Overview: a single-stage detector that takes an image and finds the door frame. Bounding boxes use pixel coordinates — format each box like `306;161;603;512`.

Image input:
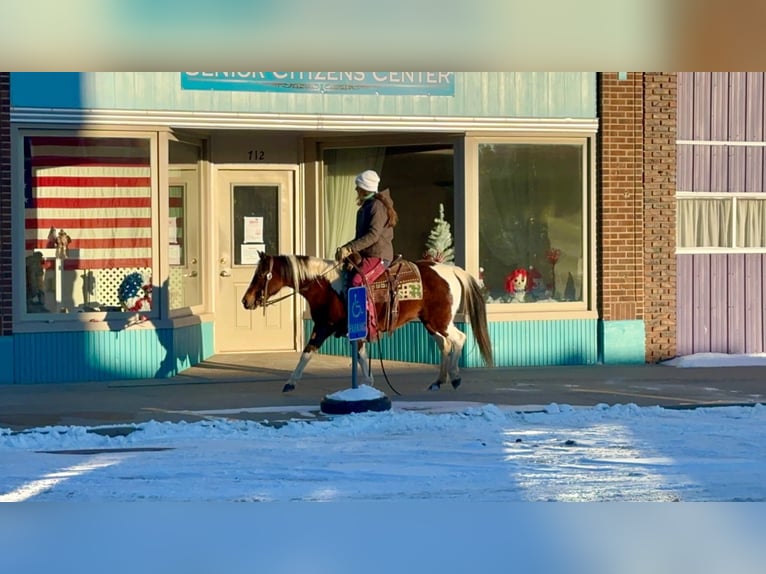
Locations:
212;164;303;353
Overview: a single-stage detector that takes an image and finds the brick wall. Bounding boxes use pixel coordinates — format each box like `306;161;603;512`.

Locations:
642;72;677;362
598;72;677;363
597;73;645;323
0;72;11;336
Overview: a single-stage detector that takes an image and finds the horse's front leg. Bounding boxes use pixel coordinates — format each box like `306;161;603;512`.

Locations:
283;327;331;392
355;341;375;387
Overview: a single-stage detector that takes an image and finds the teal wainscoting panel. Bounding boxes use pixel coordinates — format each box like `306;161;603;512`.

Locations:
308;320;442;365
0;336;13;384
461;319;599;367
13;329;169;384
171;320;215;375
310;318;599;368
598;320;646;364
8;322;214;384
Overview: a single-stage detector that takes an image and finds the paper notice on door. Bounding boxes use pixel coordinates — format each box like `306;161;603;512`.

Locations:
168;244;182;266
168;217;179;245
243;216;264;244
241;243;265;265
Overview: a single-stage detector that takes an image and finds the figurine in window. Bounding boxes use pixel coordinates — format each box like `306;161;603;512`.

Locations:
56;229;72;259
505;268;533;303
25;251;45;306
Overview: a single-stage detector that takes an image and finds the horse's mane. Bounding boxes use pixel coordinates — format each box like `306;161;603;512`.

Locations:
280;254;343;294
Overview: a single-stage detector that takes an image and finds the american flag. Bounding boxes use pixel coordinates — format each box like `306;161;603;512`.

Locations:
24;136;152;270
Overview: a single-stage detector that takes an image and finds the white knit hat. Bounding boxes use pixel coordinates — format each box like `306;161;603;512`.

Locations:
355;170;380;193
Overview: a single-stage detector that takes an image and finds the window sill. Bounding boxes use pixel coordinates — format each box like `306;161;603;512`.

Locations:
461;307;597;322
13;312;215;334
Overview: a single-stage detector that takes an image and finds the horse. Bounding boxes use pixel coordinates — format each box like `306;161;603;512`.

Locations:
241;252;493;393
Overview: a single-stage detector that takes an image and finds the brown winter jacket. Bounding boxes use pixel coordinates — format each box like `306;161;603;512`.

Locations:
345;188;398;262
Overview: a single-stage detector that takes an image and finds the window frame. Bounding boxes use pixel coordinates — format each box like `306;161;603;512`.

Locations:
676;191;766;254
13;127;161;330
464;133;597;319
166;133;208;317
306;133;461;259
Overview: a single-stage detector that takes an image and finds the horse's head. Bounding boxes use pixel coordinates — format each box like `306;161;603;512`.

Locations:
242;252;286;310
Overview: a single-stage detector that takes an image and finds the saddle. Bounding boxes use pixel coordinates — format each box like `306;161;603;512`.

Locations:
359;256;423;334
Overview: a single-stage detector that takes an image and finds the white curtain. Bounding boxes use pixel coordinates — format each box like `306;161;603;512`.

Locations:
677;198;732;248
323;147;385;258
737;199;766;248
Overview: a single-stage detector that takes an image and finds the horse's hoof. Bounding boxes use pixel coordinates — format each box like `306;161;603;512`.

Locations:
282;382;295;393
451;378;462;390
428;381;441;391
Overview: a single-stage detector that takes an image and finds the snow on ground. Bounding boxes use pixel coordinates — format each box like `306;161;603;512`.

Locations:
661;352;766;368
1;350;766;503
4;402;766;503
3;353;766;573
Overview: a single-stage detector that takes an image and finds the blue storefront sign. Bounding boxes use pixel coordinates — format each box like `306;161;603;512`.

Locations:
181;72;455;96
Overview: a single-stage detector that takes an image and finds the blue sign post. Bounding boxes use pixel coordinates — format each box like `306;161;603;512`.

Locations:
347;286;368;389
319;284;391;415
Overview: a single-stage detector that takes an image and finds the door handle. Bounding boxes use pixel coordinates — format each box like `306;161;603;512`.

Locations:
184;271;198;278
220;270;231;277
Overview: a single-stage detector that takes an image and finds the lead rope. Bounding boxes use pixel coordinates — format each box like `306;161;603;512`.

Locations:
346;257;402;397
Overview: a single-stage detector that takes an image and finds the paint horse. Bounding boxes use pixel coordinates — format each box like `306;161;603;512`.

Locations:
241;253;493;393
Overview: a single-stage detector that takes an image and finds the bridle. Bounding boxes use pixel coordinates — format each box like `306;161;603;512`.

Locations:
255;256;341;313
255;256;275;312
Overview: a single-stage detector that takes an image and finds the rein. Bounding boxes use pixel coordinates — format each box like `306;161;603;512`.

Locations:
259;258;341;312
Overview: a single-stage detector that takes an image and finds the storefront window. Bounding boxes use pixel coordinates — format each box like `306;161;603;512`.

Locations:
322;144;454;262
168;139;203;310
478;142;585;305
23;135;154;315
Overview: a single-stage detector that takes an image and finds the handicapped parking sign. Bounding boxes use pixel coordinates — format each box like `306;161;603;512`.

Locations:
347;286;368;341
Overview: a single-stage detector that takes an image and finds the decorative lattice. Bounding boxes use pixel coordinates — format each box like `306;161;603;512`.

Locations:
169;267;185;309
88;268;153;309
35;266;194;313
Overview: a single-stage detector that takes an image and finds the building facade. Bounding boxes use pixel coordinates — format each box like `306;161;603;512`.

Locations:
599;72;677;363
676;72;766;355
0;72;679;384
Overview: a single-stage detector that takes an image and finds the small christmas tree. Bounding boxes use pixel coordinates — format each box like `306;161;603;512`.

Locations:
423;203;455;264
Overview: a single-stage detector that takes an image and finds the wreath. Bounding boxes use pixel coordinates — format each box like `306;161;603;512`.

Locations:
118;272;152;312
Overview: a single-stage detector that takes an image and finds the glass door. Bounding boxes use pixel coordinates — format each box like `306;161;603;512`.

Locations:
215;169;295;353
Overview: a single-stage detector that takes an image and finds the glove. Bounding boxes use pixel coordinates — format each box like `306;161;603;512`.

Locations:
335;245;352;262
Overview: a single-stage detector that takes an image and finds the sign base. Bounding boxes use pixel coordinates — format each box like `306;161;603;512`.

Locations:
319;384;392;415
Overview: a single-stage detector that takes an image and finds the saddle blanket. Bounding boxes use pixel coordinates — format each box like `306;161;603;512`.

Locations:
368;260;423;303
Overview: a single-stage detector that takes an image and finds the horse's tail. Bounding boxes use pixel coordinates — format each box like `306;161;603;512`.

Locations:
453;267;494;368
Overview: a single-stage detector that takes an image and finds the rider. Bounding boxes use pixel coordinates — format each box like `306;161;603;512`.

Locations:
335;169;399;340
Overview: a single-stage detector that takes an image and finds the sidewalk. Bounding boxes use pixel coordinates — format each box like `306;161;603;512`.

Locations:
1;352;765;432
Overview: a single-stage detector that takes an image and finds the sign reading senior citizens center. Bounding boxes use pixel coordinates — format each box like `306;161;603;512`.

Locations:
181;72;455;96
